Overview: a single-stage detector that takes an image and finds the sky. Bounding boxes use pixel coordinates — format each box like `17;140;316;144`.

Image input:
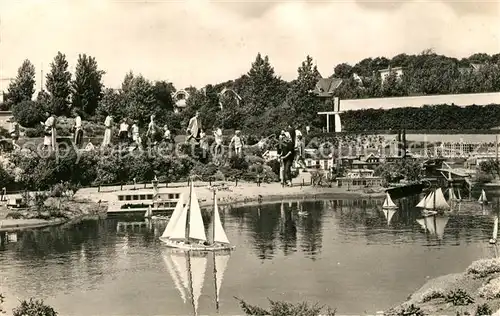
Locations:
0;0;499;93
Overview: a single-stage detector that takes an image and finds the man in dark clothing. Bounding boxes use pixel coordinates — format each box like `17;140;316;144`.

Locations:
280;136;294;186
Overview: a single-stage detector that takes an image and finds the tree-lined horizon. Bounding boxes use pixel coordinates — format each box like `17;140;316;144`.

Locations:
3;50;500;133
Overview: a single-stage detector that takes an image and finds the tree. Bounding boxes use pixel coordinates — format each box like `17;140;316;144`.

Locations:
333;63;353;79
72;54;105;117
153;80;176;112
5;59;36;107
46;52;72;116
244;53;286;118
286;55;321;125
12;101;46;128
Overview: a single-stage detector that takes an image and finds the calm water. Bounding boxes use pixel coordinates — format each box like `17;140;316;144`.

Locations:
0;197;499;316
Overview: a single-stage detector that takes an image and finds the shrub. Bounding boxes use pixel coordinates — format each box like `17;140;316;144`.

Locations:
396;304;425;316
466;258;500;277
24;125;45;138
420;288;446;303
478;276;500;300
12;298;57;316
190;162;218;181
234;297;336;316
12;101;46;128
476;303;492;316
445;289;474;306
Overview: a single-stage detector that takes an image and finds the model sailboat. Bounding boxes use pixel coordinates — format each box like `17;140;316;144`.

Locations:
416;188;450;216
159;183;235;251
479;190;488;204
162;249;231;316
382;192;397;225
490;215;499;244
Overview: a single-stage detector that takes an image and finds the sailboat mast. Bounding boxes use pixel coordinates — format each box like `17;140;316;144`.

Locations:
213;252;219;311
211;190;216;245
186;252;197;316
185;181;193;243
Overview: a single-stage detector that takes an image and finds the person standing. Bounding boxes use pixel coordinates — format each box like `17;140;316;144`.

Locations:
295;134;307;172
146;115;157;147
280;135;294;187
119;118;129;144
101;114;113;148
8;118;20;150
131;120;141;148
163;125;171;143
73;112;83;148
41;112;56;151
186;111;202;143
213;128;223;156
229;130;243;157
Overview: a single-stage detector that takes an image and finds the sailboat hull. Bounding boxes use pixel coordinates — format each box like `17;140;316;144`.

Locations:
160;238;236;251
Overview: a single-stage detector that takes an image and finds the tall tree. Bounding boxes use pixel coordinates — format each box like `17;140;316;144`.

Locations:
46;52;72;115
245;53;286;117
72;54;105;117
153;80;176;112
5;59;36;107
333;63;353;79
286;55;321;125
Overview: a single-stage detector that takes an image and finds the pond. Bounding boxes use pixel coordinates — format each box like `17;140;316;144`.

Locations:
0;196;498;315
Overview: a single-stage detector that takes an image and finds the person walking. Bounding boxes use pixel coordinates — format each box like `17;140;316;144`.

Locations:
186;111;202;144
214;128;223;156
73;112;83;148
101;114;113;148
119;118;129;145
8;118;20;150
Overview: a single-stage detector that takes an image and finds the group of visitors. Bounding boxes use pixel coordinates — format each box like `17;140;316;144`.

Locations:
101;113;173;149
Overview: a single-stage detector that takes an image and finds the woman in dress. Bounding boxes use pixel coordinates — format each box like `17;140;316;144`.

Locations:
101;114;113;148
41;112;56;151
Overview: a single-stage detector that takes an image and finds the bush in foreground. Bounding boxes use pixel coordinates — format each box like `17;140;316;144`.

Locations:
445;289;474;306
478;276;500;300
476;303;492;316
466;258;500;278
235;297;336;316
0;294;57;316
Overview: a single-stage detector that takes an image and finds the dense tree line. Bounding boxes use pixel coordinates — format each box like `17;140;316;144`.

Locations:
2;50;500;136
342;104;500;131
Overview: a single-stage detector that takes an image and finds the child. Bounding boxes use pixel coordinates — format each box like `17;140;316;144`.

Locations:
230;130;243;156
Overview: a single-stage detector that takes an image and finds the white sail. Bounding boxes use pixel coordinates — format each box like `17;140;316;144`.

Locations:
334;113;342;133
448;188;457;201
162;251;188;303
479;190;488;203
417;215;449;239
145;207;153;218
433;188;450;210
213;197;230;244
215;252;231;304
383;193;397;209
424;191;434;209
383;209;396;225
188;186;207;241
189;254;208;316
169;206;189;240
494;215;499;240
162;194;185;238
416;193;428;208
171;252;190;291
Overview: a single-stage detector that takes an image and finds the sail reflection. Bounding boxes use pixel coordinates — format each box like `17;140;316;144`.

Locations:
161;249;231;316
416;215;450;240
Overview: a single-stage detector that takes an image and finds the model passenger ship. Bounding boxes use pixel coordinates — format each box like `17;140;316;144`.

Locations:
159;182;235;251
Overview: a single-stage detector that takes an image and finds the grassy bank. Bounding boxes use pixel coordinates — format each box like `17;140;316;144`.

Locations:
1;197;106;232
385;258;500;316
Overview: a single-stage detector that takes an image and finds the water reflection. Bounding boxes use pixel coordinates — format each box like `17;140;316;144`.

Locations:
161;249;231;315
